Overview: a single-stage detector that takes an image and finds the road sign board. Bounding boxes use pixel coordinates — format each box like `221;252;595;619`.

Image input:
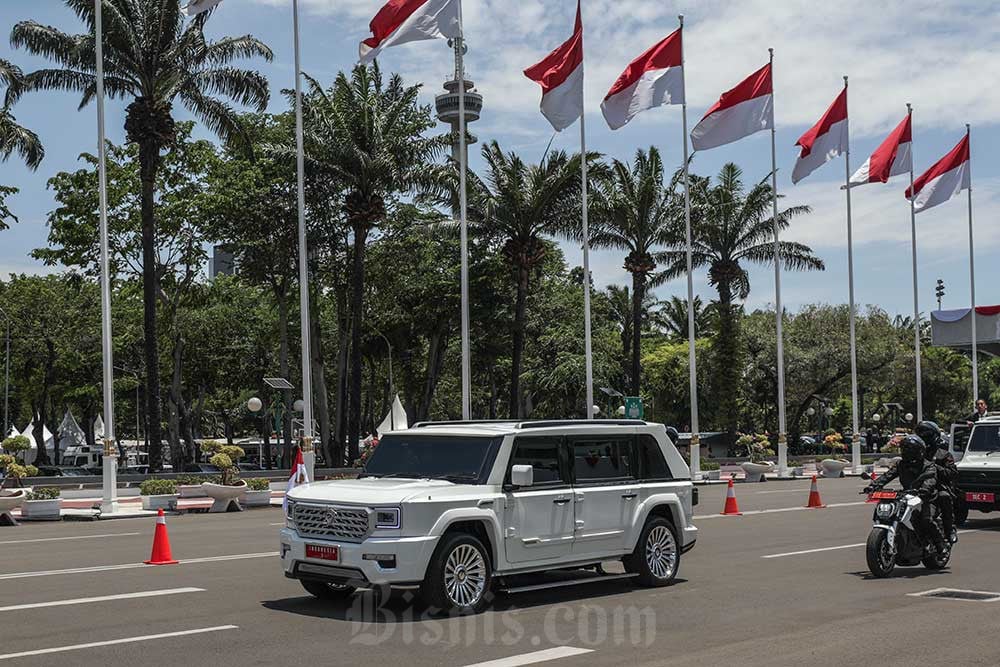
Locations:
625;397;644;420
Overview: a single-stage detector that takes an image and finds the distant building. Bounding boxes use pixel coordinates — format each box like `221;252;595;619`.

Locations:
434;38;483;173
210;245;235;279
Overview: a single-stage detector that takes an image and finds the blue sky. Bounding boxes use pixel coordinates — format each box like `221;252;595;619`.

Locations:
2;0;998;317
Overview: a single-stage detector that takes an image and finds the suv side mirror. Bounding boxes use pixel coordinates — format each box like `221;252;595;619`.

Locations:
511;464;534;488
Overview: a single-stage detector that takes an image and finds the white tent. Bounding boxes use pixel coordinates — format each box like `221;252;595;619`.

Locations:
376;395;409;438
58;410;87;452
20;422;54;465
931;306;1000;356
94;415;106;440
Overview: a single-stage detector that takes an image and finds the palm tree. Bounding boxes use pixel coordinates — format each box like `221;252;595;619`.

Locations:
662;163;824;433
463;141;583;418
654;295;715;341
589;147;679;394
295;65;446;461
605;284;658;389
11;1;272;469
1;58;43;170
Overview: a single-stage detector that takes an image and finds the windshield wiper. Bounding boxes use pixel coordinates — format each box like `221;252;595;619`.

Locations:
360;472;421;479
425;473;479;484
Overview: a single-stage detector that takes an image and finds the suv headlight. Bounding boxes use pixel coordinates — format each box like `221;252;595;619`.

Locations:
374;507;401;529
285;500;296;528
876;502;895;518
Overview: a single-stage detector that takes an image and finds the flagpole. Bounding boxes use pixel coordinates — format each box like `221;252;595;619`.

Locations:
580;14;594;421
768;48;787;476
966;123;978;404
906;103;923;422
95;0;118;514
679;15;700;476
292;0;315;478
457;5;471;420
843;76;861;474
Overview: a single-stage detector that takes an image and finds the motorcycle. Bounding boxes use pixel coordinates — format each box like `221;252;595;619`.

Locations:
860;474;951;578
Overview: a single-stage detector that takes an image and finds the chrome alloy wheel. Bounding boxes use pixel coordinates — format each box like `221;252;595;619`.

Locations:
443;543;487;608
645;525;678;580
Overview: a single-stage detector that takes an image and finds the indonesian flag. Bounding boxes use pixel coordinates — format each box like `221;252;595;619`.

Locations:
906;133;971;213
601;28;684;130
691;63;773;151
359;0;461;64
183;0;223;15
791;87;848;184
283;447;309;513
524;1;584;132
849;113;912;186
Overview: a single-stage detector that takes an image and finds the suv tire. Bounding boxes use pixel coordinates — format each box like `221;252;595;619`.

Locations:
300;580;356;600
421;532;492;614
624;515;680;587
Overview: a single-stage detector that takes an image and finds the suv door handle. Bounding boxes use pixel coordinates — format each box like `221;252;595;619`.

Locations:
621;493;638;500
553;497;571;505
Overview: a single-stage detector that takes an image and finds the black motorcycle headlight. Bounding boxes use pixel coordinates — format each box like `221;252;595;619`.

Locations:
876;502;895;518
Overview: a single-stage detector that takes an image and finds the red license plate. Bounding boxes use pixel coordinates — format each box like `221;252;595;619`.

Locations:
871;491;897;500
305;544;340;561
966;492;995;504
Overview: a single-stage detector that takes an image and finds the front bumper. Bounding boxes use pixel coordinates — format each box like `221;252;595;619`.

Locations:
279;528;439;586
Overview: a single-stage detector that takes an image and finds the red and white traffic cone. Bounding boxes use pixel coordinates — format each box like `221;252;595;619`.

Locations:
144;508;179;565
805;475;826;509
721;477;742;516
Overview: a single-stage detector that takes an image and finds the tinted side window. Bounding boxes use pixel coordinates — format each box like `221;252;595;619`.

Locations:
507;437;564;485
638;434;673;480
572;437;636;482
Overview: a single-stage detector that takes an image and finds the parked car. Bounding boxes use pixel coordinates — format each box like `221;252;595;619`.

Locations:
281;419;698;613
955;415;1000;525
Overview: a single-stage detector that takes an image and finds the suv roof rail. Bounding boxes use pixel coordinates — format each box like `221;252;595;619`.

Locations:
410;419;649;430
411;420;519;429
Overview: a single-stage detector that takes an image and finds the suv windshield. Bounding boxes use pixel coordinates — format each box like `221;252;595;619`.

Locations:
968;424;1000;453
362;434;502;483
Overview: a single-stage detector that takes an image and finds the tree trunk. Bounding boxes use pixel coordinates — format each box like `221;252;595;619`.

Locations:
631;272;644;396
419;325;448;421
347;224;367;464
310;299;332;466
138;140;163;471
714;282;741;436
277;290;292;468
509;264;529;419
167;333;187;470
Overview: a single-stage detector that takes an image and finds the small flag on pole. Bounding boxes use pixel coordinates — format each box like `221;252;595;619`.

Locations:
359;0;461;64
183;0;223;16
906;134;970;213
523;1;584;132
283;447;309;513
791;87;847;184
601;28;684;130
849;114;912;186
691;63;772;151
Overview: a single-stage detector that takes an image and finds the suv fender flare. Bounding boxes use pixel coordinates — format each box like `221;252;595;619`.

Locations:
628;495;684;549
427;508;504;564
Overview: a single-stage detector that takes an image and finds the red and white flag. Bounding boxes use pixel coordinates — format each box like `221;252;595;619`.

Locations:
791;87;848;184
524;1;584;132
359;0;461;64
183;0;223;16
906;134;970;213
691;63;773;151
601;28;684;130
283;447;309;513
849;113;912;186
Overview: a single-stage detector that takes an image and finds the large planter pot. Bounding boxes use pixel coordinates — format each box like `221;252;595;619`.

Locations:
0;489;27;526
202;481;247;513
178;485;207;499
21;498;62;521
741;461;774;483
141;494;179;511
703;470;721;481
242;489;272;508
820;459;849;478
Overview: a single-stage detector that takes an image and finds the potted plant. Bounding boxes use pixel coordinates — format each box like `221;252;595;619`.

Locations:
243;477;272;507
819;432;849;478
0;453;37;526
700;460;722;481
21;487;62;520
739;434;775;482
140;479;179;511
177;475;208;498
200;441;247;512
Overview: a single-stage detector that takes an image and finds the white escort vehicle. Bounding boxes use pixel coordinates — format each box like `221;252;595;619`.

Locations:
955;414;1000;526
280;420;698;613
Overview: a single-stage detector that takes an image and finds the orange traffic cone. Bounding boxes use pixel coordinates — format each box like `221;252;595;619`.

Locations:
144;508;179;565
721;477;742;516
805;475;826;509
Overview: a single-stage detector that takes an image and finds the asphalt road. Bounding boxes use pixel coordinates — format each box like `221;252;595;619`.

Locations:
2;478;999;667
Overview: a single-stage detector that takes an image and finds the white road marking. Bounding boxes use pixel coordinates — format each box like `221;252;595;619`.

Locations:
754;489;808;495
907;587;1000;601
0;532;141;546
461;647;595;667
0;625;238;661
0;587;204;612
695;500;868;520
762;530;982;559
269;522;285;526
0;552;277;580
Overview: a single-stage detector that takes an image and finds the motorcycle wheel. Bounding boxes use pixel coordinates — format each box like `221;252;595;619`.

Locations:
922;547;951;570
866;530;895;578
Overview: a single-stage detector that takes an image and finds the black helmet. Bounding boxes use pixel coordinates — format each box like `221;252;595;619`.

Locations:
900;435;926;463
914;421;942;451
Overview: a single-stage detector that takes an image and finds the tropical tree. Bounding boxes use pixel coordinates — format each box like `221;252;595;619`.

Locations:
295;64;446;461
0;57;43;171
589;147;679;394
662;163;823;433
604;284;657;389
653;295;716;341
11;1;272;469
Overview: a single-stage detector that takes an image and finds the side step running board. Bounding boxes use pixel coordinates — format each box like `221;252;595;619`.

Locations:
497;572;637;594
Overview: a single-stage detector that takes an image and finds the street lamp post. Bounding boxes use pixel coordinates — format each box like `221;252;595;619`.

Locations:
0;305;10;437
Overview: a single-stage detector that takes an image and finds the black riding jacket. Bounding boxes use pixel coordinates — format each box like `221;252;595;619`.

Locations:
872;457;939;499
925;447;958;494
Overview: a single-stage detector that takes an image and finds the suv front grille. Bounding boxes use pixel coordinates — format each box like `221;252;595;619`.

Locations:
292;503;371;542
958;469;1000;490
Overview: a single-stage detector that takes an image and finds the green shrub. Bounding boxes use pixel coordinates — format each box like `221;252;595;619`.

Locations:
1;435;31;457
26;487;60;501
700;460;721;471
246;478;271;491
140;479;177;496
176;475;206;486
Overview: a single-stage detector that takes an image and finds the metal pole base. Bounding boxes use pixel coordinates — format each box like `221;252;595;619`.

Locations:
777;433;788;478
100;450;119;516
301;436;316;482
851;433;862;474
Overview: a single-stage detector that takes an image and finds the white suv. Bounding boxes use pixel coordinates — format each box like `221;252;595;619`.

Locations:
955;415;1000;525
280;420;698;613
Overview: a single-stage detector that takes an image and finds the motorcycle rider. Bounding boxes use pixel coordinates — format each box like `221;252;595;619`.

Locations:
915;420;959;544
864;434;948;555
